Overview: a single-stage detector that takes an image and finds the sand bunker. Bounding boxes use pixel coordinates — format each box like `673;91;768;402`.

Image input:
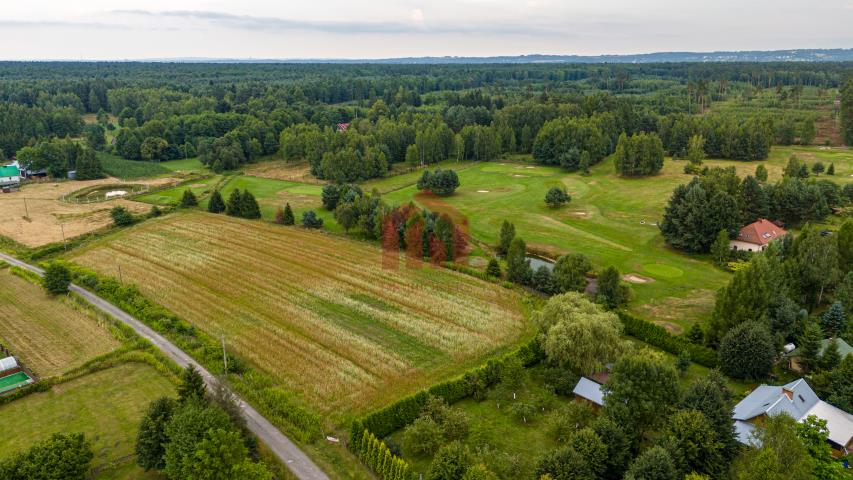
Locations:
477;190;490;193
623;274;654;284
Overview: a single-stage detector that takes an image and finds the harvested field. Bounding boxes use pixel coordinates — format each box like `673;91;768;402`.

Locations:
71;212;529;416
0;268;120;378
242;159;326;184
0;177;175;247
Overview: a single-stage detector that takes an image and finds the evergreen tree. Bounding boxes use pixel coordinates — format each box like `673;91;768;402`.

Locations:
797;321;823;373
486;258;501;278
505;237;531;285
532;265;559;295
834;271;853;318
597;266;628;308
821;301;846;335
819;338;842;371
42;262;71;295
836;220;853;273
282;203;295;225
827;163;835;175
301;210;324;229
225;189;242;216
544;187;570;208
687;323;705;344
812;162;825;175
624;446;678;480
681;371;739;461
497;220;515;256
177;365;206;404
240;191;261;219
135;397;176;471
74;148;104;180
207;190;225;213
755;164;769;182
710;230;730;266
740;175;768;223
179;189;198;208
663;410;726;478
110;205;134;226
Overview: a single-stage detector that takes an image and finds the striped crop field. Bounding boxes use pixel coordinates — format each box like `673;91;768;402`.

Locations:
0;268;120;378
70;212;529;416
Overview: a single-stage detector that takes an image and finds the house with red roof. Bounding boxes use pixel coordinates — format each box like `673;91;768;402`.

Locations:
729;219;787;252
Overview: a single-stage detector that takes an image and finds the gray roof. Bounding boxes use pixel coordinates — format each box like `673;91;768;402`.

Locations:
572;377;604;406
732;378;853;449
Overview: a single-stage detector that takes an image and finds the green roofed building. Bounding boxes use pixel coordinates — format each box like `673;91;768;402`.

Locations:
0;165;21;188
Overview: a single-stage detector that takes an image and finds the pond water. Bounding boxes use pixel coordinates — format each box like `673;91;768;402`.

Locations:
527;255;554;271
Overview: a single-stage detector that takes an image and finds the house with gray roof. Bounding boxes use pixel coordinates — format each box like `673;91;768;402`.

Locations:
732;378;853;456
572;376;606;407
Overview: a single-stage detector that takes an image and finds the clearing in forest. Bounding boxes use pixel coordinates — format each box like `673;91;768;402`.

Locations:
70;212;529;417
0;268;120;378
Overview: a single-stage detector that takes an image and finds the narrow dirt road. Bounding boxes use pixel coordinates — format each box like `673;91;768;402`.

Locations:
0;252;330;480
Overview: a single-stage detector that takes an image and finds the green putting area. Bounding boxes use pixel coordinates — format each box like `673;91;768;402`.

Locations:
0;372;32;393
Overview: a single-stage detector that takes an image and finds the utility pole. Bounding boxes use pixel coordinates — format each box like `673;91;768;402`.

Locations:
60;224;67;251
221;335;228;373
117;264;123;283
23;198;29;218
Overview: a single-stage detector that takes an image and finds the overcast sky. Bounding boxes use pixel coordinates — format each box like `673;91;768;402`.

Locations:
1;0;851;60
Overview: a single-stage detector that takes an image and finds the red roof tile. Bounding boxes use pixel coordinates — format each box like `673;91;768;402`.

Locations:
736;219;786;246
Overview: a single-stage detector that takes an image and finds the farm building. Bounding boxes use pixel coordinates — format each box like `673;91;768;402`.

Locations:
784;338;853;372
0;356;33;394
732;378;853;456
729;219;786;252
0;165;20;189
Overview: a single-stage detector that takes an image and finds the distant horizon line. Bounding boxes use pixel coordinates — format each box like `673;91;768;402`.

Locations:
2;47;853;63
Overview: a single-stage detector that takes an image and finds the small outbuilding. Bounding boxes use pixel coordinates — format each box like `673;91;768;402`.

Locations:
572;376;605;408
0;356;18;374
0;165;20;189
730;219;786;252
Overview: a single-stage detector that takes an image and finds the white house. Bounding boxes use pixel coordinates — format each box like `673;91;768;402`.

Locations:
730;219;786;252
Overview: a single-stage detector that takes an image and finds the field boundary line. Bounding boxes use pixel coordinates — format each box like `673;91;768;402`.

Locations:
0;252;331;480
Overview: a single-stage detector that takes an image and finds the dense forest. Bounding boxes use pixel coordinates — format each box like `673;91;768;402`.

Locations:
0;61;849;181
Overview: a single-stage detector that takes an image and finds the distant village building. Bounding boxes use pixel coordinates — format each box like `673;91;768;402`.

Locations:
732;378;853;456
335;122;350;132
730;219;786;252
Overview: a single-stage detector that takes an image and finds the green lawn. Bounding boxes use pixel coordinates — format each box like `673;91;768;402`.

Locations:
364;147;853;330
160;157;205;173
134;175;224;205
98;152;171;180
0;363;175;478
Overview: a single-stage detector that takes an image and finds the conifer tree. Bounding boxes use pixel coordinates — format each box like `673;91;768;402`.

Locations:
208;190;225;213
177;365;206;404
497;220;515;256
225;189;242;216
828;163;835;175
283;203;295;225
820;338;841;371
821;301;846;335
240;191;261;219
179;189;198;208
755;164;768;182
798;321;823;373
710;230;731;266
486;258;501;278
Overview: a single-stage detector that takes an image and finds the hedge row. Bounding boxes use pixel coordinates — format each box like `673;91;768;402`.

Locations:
617;312;718;368
65;263;324;443
353;429;413;480
352;338;542;442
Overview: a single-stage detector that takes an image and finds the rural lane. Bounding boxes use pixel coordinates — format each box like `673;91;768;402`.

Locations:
0;252;330;480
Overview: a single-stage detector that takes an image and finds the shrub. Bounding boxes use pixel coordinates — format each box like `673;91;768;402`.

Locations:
427;441;471;480
485;258;501;278
417;169;460;196
0;433;93;480
43;261;71;295
110;205;134;226
719;321;775;379
179;189;198;208
544;187;570;208
149;205;162;217
617;312;718;367
403;417;444;456
301;210;323;229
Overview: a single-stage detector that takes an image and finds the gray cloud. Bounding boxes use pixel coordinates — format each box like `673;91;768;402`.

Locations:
110;9;565;36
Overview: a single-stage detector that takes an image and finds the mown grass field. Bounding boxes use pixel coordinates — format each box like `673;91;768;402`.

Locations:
0;363;174;478
365;146;853;330
0;268;120;378
70;212;530;418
